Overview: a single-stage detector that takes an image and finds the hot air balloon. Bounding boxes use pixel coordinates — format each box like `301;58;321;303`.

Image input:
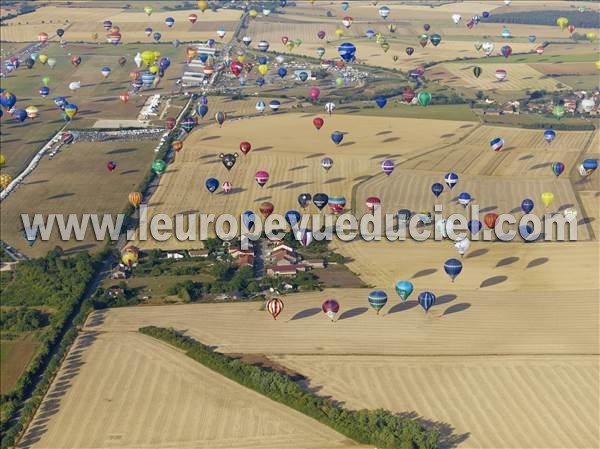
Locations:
198;0;209;13
239;141;252;156
556;17;568;31
188;13;198;24
171;140;183;153
541;192;554;208
107;161;117;172
500;45;512;58
458;192;472;207
101;66;112;78
549;162;565;178
269;100;281;112
259;201;274;218
37;32;49;43
328;196;346;214
181;116;196;133
368;290;388;314
103;19;113;30
298;193;312;209
473;66;482;78
543;129;556;144
215;111;226;126
341;1;349;11
501;26;511;39
322;299;340;321
403;89;416;103
490;137;504;152
257;40;270;52
395;281;413;301
430;34;442;46
338;42;356;62
313;117;324;130
313;193;328;211
222;181;232;193
255;170;269;187
418;292;436;312
219;153;238;171
317;30;326;40
205;177;219;193
431;182;444;198
404;47;414;56
144;5;153;15
152;159;167;175
39;86;50;98
64;103;78;120
586;32;596;43
71;55;81;67
579;159;598;177
452;13;461;24
468;219;482;237
482;41;494;56
552;105;565;120
417;91;431;106
444;258;462;282
266;298;284;320
331;131;344;145
128;191;143;208
325;102;336;115
321;157;334;172
285;210;301;227
0;174;12;190
242;211;255;230
256;101;266;113
521;198;534;214
375;95;387;108
366;196;381;214
309;87;321;102
418;33;429;48
454;237;470;257
444;172;459;189
342;16;353;29
119;92;129;104
495;69;508;82
381;159;394;176
165;17;175;27
121;246;140;267
0;155;5;168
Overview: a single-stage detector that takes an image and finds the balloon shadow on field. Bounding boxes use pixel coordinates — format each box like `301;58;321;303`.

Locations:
120;169;139;175
354;175;372;182
529;162;552;170
25;179;49;185
387;301;417;314
398;412;470;448
496;256;519;267
526;257;548;268
412;268;437;279
289;165;307;171
324;177;344;184
338;307;368;320
465;248;488;259
219;187;246;195
376;130;392;136
199;153;215;160
47;192;74;200
285;182;312;189
200;135;220;141
255;196;272;201
509;206;522;214
558;203;574;211
519;154;534;161
269;180;292;189
382;137;400;143
339;141;355;147
290;307;320;321
443;303;471;316
578;217;594;225
436;294;457;306
480;275;508;288
252;146;273;152
107;147;138;154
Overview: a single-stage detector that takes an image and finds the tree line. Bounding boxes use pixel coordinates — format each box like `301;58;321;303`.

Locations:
139;326;439;449
485;10;599;28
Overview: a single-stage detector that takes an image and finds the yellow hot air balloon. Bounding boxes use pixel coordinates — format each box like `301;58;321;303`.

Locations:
128;192;143;208
121;246;140;266
249;9;258;18
25;105;39;119
38;54;48;64
556;17;568;31
0;174;12;190
149;64;159;74
141;50;155;66
258;64;269;75
335;28;344;38
596;60;600;70
381;42;390;53
541;192;555;208
586;32;597;43
144;5;153;16
0;154;6;168
237;54;246;63
285;41;295;51
198;0;209;12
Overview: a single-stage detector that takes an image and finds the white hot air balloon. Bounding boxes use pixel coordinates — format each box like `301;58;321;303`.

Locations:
435;219;447;238
482;41;495;56
217;28;226;39
275;54;285;64
504;0;512;5
325;102;336;114
379;6;390;19
454;237;471;257
47;58;57;69
581;98;595;113
134;52;142;68
68;81;81;91
262;9;271;16
563;208;578;222
451;14;461;24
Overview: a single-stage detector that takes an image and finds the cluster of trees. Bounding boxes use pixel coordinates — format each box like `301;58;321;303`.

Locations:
485;10;599;28
140;327;439;449
1;251;100;449
0;308;49;333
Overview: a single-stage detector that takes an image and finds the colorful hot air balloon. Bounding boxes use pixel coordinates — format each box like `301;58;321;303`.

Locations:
579;159;598;177
152;159;167;175
418;292;436;312
458;192;472;207
381;159;394;176
321;157;334;172
430;34;442;46
490;137;504;152
266;298;284;320
215;111;226;126
322;299;340;321
553;105;565;121
106;161;117;172
444;172;459;189
64;103;78;120
395;281;413;301
444;258;462;282
121;246;140;267
484;213;498;229
259;201;274;218
544;129;556;143
368;290;388;314
500;45;512;58
375;95;387;108
556;17;568;31
219;153;238;171
0;174;13;190
366;196;381;214
309;86;321;102
255;170;269;187
128;191;143;208
550;162;565;178
338;42;356;62
313;193;328;211
495;69;508;82
297;193;312;209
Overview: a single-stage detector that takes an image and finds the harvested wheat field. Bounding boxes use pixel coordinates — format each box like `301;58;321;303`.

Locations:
0;140;155;257
134;113;476;250
18;331;360;449
2;6;241;43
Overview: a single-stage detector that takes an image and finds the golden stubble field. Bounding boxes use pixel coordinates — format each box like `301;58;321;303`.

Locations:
2;6;241;43
0;140;156;257
133;113;477;250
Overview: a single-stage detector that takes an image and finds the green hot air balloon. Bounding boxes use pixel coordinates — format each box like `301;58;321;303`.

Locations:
473;66;482;78
152;159;167;175
42;76;50;86
474;42;483;51
368;290;388;315
430;33;442;46
417;91;432;106
552;105;565;121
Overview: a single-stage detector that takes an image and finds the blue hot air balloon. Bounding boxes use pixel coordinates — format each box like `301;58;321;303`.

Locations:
242;211;255;229
490;137;504;152
551;162;565;177
278;67;287;78
341;1;349;11
458;192;472;207
165;17;175;27
368;290;388;314
395;280;414;301
39;86;50;97
338;42;357;62
199;53;209;63
544;129;556;144
53;96;68;108
13;109;27;122
269;99;281;111
205;178;219;193
468;220;483;236
432;182;444;198
258;56;268;65
159;57;171;70
285;210;301;227
444;172;459;189
418;291;436;312
444;258;463;282
521;198;534;214
365;29;376;39
331;131;344;145
153;32;162;42
375;95;387;108
199;95;208;105
197;104;209;118
256;77;266;87
0;91;17;109
482;11;490;18
528;35;536;43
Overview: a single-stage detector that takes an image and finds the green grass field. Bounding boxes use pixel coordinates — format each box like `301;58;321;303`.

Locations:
349;103;479;121
468;51;598;64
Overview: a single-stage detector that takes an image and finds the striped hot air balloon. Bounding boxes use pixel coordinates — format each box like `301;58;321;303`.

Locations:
266;298;284;320
418;292;436;312
368;290;388;314
444;172;459;189
381;159;394;176
444;258;463;282
128;192;143;208
490;137;504;152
